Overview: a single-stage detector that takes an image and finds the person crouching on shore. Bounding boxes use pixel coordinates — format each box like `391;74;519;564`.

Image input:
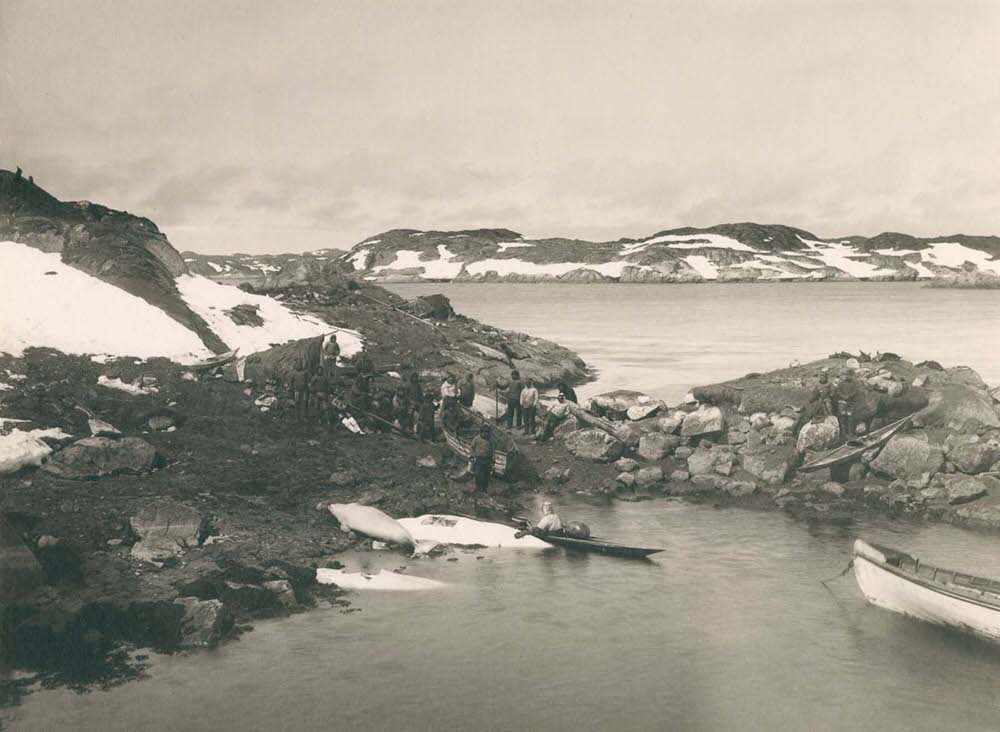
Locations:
537;393;571;442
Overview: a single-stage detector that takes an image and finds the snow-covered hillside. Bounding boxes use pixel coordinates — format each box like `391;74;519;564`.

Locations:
332;225;1000;284
0;241;359;363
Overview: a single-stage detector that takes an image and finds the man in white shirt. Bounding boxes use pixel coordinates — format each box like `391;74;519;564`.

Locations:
534;501;563;533
536;393;572;442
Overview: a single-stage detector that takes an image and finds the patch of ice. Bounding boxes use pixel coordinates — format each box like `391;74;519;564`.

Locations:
683;255;719;279
796;237;896;278
0;241;210;362
730;261;800;279
315;568;445;591
97;375;158;396
206;262;223;273
398;515;551;549
0;383;11;391
920;242;1000;275
175;274;363;358
183;258;196;263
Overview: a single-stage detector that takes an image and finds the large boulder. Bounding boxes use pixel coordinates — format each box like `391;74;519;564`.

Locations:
563;429;624;463
637;432;672;461
634;466;664;487
0;517;44;598
174;597;233;647
680;405;724;438
915;385;1000;433
796;417;840;453
657;414;684;435
588;390;658;421
687;448;719;476
130;500;205;564
552;414;580;439
948;440;1000;475
944;475;991;505
741;447;796;485
870;432;944;480
42;436;156;480
626;401;665;421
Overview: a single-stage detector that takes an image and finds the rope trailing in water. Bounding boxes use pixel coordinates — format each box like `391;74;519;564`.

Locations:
820;559;854;587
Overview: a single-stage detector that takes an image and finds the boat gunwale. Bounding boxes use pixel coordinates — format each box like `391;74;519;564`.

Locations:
855;541;1000;613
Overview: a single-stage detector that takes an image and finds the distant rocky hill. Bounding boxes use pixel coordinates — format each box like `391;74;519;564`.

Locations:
323;223;1000;284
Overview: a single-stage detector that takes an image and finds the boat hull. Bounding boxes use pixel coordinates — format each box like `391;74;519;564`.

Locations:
853;539;1000;643
534;532;663;559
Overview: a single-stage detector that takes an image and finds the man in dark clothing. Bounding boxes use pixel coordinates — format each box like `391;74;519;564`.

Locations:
835;370;863;438
289;360;309;422
557;382;578;404
417;396;437;441
393;386;412;434
459;373;476;408
504;370;524;429
469;424;494;493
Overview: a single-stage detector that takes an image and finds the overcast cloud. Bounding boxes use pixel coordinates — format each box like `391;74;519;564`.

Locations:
2;0;999;254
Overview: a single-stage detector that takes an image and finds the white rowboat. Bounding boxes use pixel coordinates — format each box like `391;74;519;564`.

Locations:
853;538;1000;643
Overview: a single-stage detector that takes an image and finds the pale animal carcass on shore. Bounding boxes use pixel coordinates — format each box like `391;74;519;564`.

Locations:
853;539;1000;643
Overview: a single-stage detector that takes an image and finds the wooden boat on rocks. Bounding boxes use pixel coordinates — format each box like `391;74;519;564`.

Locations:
853;538;1000;643
799;415;912;473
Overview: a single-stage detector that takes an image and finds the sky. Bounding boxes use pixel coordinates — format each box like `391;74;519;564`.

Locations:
2;0;1000;254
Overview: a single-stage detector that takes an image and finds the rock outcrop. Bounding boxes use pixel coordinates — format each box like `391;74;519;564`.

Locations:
130;500;205;564
42;436;156;479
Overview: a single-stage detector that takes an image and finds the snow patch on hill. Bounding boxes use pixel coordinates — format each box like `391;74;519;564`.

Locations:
0;241;210;362
796;237;895;278
921;242;1000;275
683;255;719;279
623;233;761;256
465;258;629;278
371;245;465;279
175;274;362;357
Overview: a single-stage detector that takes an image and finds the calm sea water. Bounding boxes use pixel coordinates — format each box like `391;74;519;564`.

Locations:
9;283;1000;731
389;282;1000;403
11;500;1000;732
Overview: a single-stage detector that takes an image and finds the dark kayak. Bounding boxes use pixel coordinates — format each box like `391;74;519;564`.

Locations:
799;414;912;473
530;530;664;559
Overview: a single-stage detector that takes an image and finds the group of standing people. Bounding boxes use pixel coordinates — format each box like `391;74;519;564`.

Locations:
502;369;578;440
808;368;866;440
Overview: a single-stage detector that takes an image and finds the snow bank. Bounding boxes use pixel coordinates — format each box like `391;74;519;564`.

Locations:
97;375;158;396
0;241;211;362
371;245;465;279
0;428;70;475
316;568;445;591
397;515;550;549
683;255;719;279
175;274;363;357
920;242;1000;275
622;233;761;256
796;237;896;278
465;258;629;279
348;248;370;270
206;261;223;273
496;241;534;252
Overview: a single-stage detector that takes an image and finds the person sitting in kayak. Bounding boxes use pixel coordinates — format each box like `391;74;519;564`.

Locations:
533;501;563;534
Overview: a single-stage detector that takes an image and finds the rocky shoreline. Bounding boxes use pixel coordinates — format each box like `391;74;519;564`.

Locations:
3;301;1000;711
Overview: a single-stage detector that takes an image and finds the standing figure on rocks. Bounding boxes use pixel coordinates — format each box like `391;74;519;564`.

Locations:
469;423;494;493
440;374;460;432
353;350;374;378
520;378;540;435
537;393;571;442
459;373;476;408
289;358;309;422
557;381;578;404
321;334;341;380
417;395;438;441
835;369;862;439
504;370;524;429
809;370;835;419
393;386;411;433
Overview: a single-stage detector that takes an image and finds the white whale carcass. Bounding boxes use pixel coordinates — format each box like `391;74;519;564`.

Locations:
398;514;551;549
316;568;444;591
328;503;415;546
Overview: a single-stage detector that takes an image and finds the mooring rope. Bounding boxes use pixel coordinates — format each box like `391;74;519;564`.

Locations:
820;559;854;587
